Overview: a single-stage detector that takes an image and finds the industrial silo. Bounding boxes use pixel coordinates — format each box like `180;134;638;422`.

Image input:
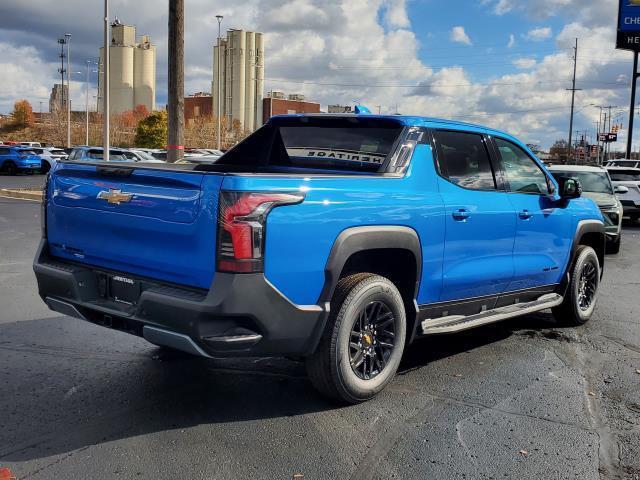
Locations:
255;32;264;128
109;43;134;114
229;29;246;131
244;31;255;131
134;35;156;111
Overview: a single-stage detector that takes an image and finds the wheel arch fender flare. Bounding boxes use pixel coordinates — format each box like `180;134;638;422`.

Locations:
565;219;606;283
317;226;422;306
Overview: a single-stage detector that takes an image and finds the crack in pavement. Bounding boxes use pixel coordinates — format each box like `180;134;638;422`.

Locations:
349;397;445;480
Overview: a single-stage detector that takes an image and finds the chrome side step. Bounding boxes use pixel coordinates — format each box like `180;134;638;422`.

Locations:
421;293;563;335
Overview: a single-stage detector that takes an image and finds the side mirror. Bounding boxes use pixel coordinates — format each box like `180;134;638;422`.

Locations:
557;176;582;199
614;185;629;194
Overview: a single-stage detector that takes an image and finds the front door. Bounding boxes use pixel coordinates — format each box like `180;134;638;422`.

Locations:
492;137;572;290
433;129;516;302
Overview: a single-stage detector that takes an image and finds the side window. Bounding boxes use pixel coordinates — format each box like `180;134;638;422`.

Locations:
434;130;496;191
495;138;550;195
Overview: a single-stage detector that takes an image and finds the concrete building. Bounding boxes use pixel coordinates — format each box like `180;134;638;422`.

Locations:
212;29;264;132
263;92;320;123
49;83;68;113
98;19;156;114
185;92;213;126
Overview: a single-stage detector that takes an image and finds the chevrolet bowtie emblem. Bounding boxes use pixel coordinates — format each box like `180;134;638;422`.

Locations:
97;189;134;205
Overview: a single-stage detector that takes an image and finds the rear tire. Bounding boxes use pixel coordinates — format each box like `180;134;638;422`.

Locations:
306;273;406;404
3;161;17;176
552;246;600;326
41;160;51;173
606;236;621;255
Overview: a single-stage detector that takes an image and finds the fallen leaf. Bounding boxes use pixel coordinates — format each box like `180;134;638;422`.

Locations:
453;373;463;378
519;450;529;456
292;474;304;479
588;391;596;396
635;369;640;375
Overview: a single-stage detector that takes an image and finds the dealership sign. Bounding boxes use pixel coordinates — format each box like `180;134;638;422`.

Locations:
599;133;618;143
617;0;640;50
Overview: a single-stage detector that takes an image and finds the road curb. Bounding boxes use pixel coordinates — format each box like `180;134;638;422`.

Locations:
0;188;43;201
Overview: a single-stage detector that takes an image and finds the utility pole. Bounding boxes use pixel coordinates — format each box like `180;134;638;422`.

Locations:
167;0;185;163
85;60;91;146
376;105;382;115
65;33;72;148
216;15;223;151
58;38;66;113
103;0;110;161
566;38;581;163
627;51;639;159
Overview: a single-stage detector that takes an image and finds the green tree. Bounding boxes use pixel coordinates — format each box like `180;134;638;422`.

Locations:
12;99;34;128
135;110;167;148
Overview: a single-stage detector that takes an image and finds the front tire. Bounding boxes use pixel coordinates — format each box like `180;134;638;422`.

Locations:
306;273;406;404
552;246;600;326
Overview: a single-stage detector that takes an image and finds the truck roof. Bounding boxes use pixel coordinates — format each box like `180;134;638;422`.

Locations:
268;113;520;143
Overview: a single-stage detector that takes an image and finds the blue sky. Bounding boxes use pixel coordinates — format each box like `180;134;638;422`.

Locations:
0;0;631;149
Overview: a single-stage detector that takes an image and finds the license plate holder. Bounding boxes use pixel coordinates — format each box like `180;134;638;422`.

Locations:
109;275;140;305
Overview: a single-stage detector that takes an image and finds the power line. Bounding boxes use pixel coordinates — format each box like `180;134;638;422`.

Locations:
264;77;626;89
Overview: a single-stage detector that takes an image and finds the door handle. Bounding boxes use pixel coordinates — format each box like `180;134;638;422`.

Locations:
519;209;533;220
452;209;471;221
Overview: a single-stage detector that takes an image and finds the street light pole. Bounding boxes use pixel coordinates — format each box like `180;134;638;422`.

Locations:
216;15;223;151
103;0;110;161
65;33;72;148
85;60;91;146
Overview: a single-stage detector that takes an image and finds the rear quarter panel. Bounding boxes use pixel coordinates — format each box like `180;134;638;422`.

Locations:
220;144;446;306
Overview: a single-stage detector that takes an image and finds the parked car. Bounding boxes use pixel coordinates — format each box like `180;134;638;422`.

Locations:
175;155;222;166
605;159;640;169
607;166;640;223
19;141;43;148
34;114;605;403
31;147;68;173
0;146;42;175
125;149;165;163
67;146;129;162
549;165;622;253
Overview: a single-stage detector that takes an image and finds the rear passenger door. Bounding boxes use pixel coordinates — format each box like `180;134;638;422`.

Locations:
433;129;516;302
491;137;572;290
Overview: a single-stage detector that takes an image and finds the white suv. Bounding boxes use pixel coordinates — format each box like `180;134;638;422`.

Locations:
607;166;640;224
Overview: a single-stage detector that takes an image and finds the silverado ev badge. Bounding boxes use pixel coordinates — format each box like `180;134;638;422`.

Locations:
97;189;134;205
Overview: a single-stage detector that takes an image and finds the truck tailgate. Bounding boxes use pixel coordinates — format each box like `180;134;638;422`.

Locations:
46;163;223;289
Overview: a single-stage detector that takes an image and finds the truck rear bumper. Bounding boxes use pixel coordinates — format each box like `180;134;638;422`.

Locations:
33;240;328;358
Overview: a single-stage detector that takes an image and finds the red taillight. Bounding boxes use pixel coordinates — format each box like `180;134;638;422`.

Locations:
217;191;304;273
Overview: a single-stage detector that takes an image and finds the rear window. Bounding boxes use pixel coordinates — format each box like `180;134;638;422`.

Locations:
609;169;640;181
218;117;404;173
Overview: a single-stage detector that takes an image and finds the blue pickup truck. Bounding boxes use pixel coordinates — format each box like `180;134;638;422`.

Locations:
34;115;605;403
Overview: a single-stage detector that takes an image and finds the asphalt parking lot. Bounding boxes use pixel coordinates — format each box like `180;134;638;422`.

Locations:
1;177;639;480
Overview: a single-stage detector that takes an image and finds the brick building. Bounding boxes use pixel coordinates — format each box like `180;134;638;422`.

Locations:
185;92;213;125
262;92;320;123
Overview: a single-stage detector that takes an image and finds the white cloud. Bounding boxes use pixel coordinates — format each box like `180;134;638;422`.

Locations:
383;0;410;29
512;58;537;69
525;26;552;41
450;26;472;45
508;33;516;48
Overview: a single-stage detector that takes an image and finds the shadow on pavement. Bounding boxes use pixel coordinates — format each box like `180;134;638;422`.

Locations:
0;310;566;464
